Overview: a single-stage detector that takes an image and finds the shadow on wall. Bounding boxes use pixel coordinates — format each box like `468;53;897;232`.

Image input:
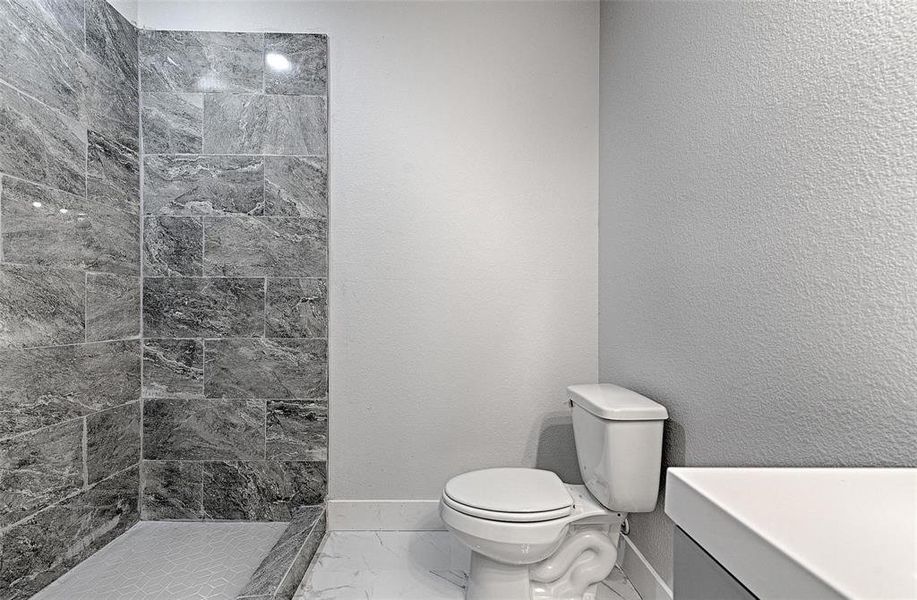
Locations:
534;411;584;484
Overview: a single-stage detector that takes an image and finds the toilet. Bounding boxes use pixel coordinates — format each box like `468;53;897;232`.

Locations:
440;384;668;600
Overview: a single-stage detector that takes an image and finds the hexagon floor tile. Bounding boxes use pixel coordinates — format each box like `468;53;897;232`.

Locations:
32;521;289;600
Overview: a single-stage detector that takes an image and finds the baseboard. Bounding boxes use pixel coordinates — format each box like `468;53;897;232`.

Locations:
326;500;444;531
620;535;673;600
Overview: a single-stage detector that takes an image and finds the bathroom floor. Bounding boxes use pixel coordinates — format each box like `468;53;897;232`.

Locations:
31;521;288;600
294;531;642;600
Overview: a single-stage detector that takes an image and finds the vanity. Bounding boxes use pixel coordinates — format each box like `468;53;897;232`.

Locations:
664;468;917;600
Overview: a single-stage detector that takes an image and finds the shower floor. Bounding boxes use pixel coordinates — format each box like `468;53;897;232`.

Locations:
31;521;288;600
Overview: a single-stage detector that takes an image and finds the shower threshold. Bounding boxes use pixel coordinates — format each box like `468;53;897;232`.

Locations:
30;507;325;600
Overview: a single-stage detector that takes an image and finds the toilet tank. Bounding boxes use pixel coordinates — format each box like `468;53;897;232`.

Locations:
567;384;668;513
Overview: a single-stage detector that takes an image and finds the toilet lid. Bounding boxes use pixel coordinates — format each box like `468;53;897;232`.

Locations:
443;468;574;522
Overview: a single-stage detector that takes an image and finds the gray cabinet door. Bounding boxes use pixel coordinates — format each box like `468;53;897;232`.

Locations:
673;527;759;600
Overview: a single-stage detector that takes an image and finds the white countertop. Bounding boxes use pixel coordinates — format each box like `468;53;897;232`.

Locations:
664;468;917;600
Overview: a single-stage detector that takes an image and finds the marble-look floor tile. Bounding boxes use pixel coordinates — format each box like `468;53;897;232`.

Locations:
203;93;267;154
143;276;265;338
141;92;203;154
143;215;203;276
0;468;139;599
264;95;327;156
202;460;325;521
0;81;86;195
265;278;327;338
0;340;141;437
203;217;327;277
85;0;138;86
142;339;204;399
1;176;139;274
143;398;265;461
141;460;203;520
0;419;84;527
140;30;264;93
266;399;327;461
143;154;264;216
264;156;327;218
264;34;327;96
86;402;141;483
204;338;327;399
85;273;141;342
0;263;84;348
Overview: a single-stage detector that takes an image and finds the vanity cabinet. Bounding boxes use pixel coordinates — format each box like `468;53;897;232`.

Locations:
673;527;758;600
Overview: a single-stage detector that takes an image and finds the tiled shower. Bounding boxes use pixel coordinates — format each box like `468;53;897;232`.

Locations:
0;0;329;597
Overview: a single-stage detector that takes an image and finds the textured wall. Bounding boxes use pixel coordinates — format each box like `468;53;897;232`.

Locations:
599;0;917;584
0;0;142;596
137;31;329;520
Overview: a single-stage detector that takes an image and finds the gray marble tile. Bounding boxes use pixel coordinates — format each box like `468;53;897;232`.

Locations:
203;217;327;277
0;340;141;437
143;277;265;338
143;398;265;461
85;0;138;86
275;511;326;599
141;92;203;154
85;273;141;342
142;339;204;399
83;55;140;152
21;0;86;51
86;402;141;484
87;129;140;205
265;95;327;156
264;33;327;96
263;156;327;218
1;176;139;274
266;399;327;461
239;506;325;598
140;30;264;93
141;460;203;520
0;467;139;599
0;81;87;195
202;461;326;521
0;263;84;349
0;0;84;120
0;419;84;527
143;216;203;276
204;338;327;399
265;278;327;338
143;154;264;216
203;93;267;154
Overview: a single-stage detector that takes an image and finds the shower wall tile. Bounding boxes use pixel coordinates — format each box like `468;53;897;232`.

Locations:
0;263;84;349
86;402;141;484
12;0;86;52
0;419;84;527
201;460;326;520
142;339;204;399
264;33;328;96
85;0;139;86
142;398;265;461
85;273;141;342
143;216;203;276
266;399;327;461
264;95;327;156
204;338;328;399
265;278;328;338
203;93;267;154
139;30;264;93
0;467;139;599
143;154;264;216
141;92;203;154
143;276;265;338
0;81;86;195
203;216;327;277
87;129;140;205
83;57;140;152
263;156;327;218
1;176;139;274
141;460;203;520
0;340;141;437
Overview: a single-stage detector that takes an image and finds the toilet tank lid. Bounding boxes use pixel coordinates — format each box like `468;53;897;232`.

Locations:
567;384;669;420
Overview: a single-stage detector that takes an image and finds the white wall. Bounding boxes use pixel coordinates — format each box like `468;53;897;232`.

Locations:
139;1;599;514
600;0;917;585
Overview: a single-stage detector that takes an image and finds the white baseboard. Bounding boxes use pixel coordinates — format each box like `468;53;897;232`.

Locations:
327;500;444;531
620;535;673;600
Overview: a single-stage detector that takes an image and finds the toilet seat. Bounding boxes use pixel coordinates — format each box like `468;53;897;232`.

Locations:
442;468;574;523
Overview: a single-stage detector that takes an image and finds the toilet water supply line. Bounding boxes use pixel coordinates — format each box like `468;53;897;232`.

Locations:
530;530;618;598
